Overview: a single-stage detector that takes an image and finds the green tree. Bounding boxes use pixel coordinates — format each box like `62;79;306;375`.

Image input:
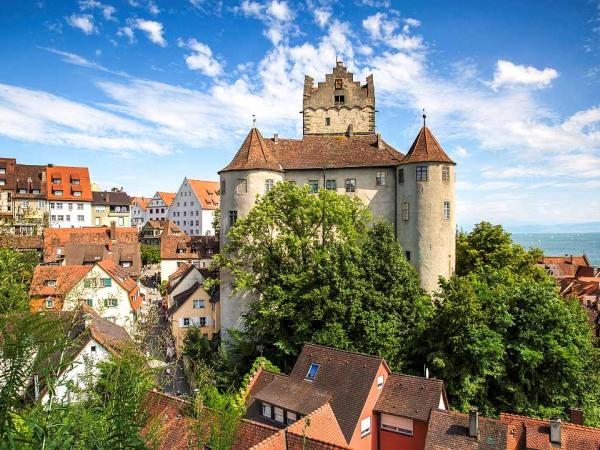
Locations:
211;207;220;237
219;182;429;371
140;244;160;266
0;248;40;313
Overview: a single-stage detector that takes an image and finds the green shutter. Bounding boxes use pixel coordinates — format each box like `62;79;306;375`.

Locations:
104;278;112;287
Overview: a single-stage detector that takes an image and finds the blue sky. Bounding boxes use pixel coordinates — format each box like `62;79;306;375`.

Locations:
1;0;600;229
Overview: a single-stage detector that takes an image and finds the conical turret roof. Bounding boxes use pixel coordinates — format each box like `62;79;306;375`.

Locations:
400;127;455;165
219;128;283;173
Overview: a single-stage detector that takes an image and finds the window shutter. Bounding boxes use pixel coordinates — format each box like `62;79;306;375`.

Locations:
179;318;185;327
205;316;213;327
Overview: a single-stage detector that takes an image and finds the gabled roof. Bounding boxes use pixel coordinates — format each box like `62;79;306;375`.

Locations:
92;191;131;206
543;255;590;267
424;409;508;450
29;265;92;297
132;197;152;210
286;403;348;448
220;128;283;173
374;373;447;421
400;126;455;165
14;163;47;198
254;375;331;415
157;191;176;207
167;281;210;316
98;258;138;294
232;420;280;450
286;343;386;443
83;304;132;353
46;165;93;201
187;179;220;210
500;412;600;450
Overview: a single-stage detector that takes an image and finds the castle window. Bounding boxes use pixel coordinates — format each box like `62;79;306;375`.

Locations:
325;179;337;190
402;202;409;221
334;95;345;104
229;210;238;226
376;171;386;186
405;251;411;261
443;201;451;220
220;180;226;195
236;179;247;194
335;78;343;90
345;179;356;193
398;169;404;183
325;117;331;126
416;166;428;181
265;179;274;193
308;180;319;193
442;166;450;181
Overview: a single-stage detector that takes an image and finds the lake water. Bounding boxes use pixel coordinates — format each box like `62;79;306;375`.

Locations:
511;233;600;266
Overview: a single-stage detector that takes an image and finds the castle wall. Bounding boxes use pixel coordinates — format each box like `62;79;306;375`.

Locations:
303;107;375;135
397;163;455;292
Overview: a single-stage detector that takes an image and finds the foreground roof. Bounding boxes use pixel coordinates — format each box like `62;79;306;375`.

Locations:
401;126;455;165
187;179;220;210
29;265;92;297
424;409;508;450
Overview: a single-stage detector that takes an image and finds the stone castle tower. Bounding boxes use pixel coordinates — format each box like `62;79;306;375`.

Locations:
302;60;375;135
219;62;455;338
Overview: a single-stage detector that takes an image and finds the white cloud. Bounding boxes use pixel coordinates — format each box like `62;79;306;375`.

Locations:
66;14;96;34
0;83;168;155
236;0;297;44
362;12;423;51
489;60;558;91
117;26;135;42
148;1;159;15
454;146;469;157
313;8;330;28
181;39;223;77
135;19;166;46
79;0;116;20
266;0;293;21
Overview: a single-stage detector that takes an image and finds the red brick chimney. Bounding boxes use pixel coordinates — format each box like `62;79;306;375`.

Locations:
110;221;116;241
569;407;584;425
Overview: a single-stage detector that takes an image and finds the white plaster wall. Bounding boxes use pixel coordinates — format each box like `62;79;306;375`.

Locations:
130;203;148;229
160;259;180;281
201;209;215;235
42;338;110;404
147;193;169;221
167;179;204;236
397;163;455;293
48;201;92;228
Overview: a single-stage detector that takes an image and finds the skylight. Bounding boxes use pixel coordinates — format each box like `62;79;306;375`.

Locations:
305;363;319;381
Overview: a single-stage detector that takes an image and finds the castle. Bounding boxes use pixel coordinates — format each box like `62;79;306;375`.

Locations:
219;61;456;334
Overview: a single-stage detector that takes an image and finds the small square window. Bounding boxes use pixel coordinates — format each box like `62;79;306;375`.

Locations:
274;407;284;423
325;117;331;126
90;345;97;352
325;179;336;190
262;403;272;418
334;78;343;90
193;300;205;309
361;417;371;437
334;95;345;104
416;166;428;181
287;411;297;424
443;201;451;220
307;180;319;194
377;375;385;389
86;299;93;307
376;171;386;186
236;179;247;194
45;297;54;309
229;210;238;226
345;179;356;193
0;168;5;174
405;250;411;261
183;318;190;327
305;363;320;381
402;202;409;221
265;179;274;193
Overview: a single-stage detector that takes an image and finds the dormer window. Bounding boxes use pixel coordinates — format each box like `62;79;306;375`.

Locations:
45;297;54;308
32;189;40;194
52;178;61;184
73;191;82;197
0;168;5;174
17;188;26;194
54;190;63;196
44;279;57;287
335;78;343;90
71;178;80;185
334;95;345;104
305;363;319;381
262;403;272;418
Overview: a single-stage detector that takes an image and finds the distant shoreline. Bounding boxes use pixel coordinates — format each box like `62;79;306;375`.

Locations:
510;232;600;266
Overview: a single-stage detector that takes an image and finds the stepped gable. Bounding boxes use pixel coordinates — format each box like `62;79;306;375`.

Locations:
401;126;455;165
220;128;283;173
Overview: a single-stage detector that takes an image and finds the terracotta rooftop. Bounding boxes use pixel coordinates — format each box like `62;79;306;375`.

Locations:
221;128;283;173
286;403;348;448
29;265;92;298
187;179;220;210
400;126;455;165
46;165;92;201
374;373;447;422
542;255;590;267
232;420;280;450
132;196;152;210
500;412;600;450
424;409;508;450
157;191;176;207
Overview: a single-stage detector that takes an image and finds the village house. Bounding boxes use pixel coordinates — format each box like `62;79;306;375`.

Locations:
43;223;142;279
92;190;132;227
0;157;16;224
46;165;93;228
32;305;132;404
140;219;183;246
163;263;206;309
167;178;220;236
13;164;48;235
160;233;219;280
131;196;152;229
147;191;176;222
29;259;142;332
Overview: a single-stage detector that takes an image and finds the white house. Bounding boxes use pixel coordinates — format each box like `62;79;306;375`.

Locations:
167;178;220;236
146;191;175;222
130;196;151;229
46;166;93;228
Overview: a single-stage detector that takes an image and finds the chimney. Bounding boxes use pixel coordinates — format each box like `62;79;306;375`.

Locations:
468;407;479;439
273;133;278;143
569;407;584;425
376;133;385;149
83;313;93;329
347;124;354;137
110;221;117;240
550;418;561;445
47;163;53;168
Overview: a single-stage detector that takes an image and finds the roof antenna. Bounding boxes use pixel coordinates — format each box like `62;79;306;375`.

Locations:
422;109;427;128
252;114;256;128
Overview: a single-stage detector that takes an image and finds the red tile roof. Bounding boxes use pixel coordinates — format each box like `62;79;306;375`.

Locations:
187;179;220;210
232;419;280;450
542;255;590;267
374;373;447;421
46;166;92;201
221;128;283;172
142;390;198;449
501;413;600;450
14;164;47;199
401;126;455;165
29;265;92;298
286;403;348;448
132;197;152;210
157;191;176;207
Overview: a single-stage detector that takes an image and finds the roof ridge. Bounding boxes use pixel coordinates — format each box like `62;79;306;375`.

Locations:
500;412;600;431
390;372;443;383
304;342;385;361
